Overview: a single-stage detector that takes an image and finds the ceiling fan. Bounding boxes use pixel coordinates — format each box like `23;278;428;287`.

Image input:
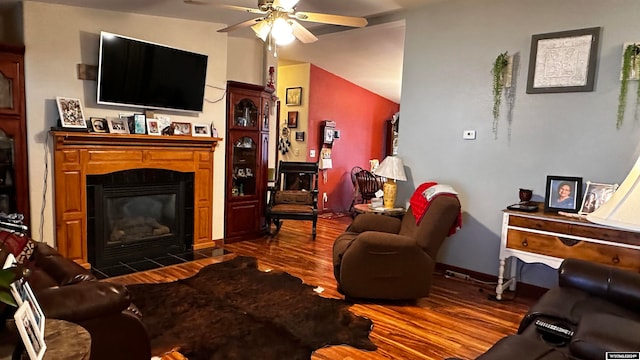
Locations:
184;0;368;45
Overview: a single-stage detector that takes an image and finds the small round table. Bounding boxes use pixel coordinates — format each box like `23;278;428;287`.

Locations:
353;203;406;217
43;319;91;360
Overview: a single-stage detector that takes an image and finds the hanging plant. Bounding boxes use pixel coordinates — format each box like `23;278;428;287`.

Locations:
617;43;640;129
492;52;510;139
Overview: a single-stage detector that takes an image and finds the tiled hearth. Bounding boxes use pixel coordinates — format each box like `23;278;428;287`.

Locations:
92;247;230;279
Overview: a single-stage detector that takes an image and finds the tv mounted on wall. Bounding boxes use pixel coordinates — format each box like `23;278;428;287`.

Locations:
97;31;208;113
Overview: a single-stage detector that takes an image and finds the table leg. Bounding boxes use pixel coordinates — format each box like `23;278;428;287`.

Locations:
496;258;506;300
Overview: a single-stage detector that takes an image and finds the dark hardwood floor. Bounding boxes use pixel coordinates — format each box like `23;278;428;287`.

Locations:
110;215;535;360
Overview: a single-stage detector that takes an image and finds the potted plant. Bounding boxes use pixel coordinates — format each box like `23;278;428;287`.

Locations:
492;52;510;138
617;43;640;129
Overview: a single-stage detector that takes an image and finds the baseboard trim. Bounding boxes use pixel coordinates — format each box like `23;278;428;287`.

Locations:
435;262;548;301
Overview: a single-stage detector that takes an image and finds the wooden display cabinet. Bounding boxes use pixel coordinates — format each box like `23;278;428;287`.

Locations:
0;44;29;228
224;81;273;242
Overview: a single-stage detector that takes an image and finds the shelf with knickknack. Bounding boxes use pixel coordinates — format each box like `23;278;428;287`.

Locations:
224;81;273;242
0;44;29;227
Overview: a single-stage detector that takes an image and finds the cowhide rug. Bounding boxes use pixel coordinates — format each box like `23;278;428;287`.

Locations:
127;256;377;360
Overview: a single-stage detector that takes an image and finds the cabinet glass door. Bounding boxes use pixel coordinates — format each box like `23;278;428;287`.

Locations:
231;135;257;197
233;97;259;130
0;130;15;214
0;71;13;109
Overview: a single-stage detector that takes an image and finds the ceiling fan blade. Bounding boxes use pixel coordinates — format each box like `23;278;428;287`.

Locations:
220;4;268;15
290;20;318;44
293;11;368;28
183;0;213;5
217;18;264;33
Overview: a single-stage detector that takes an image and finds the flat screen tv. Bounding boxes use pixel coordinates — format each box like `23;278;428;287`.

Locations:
97;31;208;113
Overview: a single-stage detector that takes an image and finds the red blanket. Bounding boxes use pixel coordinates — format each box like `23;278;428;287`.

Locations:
409;182;462;236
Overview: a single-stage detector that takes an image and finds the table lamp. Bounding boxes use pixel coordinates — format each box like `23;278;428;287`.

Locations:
587;153;640;230
373;156;407;208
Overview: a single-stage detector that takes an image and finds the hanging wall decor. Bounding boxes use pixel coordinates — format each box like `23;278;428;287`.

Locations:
616;42;640;129
278;126;291;155
491;51;513;139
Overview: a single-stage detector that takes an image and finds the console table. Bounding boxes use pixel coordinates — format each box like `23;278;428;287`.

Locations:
495;204;640;300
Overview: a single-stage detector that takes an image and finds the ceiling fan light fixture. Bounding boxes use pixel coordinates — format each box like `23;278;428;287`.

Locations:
274;0;300;11
275;31;295;45
271;17;294;45
252;21;272;41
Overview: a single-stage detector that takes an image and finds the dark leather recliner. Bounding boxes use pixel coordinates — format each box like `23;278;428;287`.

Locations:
476;258;640;360
24;241;151;360
333;195;461;300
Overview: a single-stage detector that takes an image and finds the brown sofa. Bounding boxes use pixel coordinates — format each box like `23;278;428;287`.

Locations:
332;196;461;300
22;241;151;360
476;258;640;360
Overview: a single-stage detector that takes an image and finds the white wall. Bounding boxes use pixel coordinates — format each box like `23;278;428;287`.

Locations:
21;2;230;244
400;0;640;287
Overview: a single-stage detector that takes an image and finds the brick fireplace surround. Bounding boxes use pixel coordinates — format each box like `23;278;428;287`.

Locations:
52;131;221;268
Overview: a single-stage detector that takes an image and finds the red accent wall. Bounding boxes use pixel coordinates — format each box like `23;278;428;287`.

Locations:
308;64;400;212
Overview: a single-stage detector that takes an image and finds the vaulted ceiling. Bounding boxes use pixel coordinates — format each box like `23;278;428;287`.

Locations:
22;0;437;102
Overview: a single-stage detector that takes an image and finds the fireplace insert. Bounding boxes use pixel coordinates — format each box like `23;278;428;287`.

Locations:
87;169;194;268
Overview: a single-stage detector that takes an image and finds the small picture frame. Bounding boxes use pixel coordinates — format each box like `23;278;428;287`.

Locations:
192;123;211;137
295;131;305;141
56;96;87;128
89;117;108;133
579;181;619;215
285;87;302;106
146;119;161;135
211;126;219;138
544;175;583;213
287;111;298;128
14;302;47;360
133;114;147;134
9;279;45;336
173;122;192;136
106;117;130;134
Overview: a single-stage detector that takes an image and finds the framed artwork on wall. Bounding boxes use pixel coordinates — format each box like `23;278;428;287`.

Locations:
544;175;583;213
285;87;302;106
526;27;600;94
287;111;298;128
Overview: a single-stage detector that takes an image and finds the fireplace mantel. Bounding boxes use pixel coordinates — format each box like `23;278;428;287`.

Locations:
52;131;221;267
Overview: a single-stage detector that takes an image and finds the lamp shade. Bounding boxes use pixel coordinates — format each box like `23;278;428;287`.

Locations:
587;154;640;231
373;156;407;181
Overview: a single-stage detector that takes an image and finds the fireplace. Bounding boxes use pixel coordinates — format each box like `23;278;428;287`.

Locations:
52;132;219;268
87;169;194;268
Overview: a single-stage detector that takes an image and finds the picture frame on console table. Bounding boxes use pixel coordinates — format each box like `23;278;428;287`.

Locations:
146;118;161;135
173;122;192;136
579;181;618;215
544;175;583;213
133;114;147;134
106;117;130;134
192;123;211;137
56;96;87;129
14;302;46;360
89;117;108;133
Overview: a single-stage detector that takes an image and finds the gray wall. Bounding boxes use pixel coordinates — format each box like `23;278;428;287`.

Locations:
398;0;640;287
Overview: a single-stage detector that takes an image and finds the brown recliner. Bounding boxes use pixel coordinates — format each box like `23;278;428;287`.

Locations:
332;195;461;300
